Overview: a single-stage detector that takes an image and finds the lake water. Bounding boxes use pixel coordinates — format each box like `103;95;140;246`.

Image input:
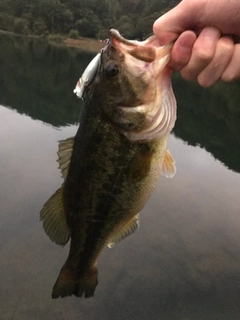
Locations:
1;34;240;320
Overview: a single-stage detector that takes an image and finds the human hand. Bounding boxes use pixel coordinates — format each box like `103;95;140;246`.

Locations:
153;0;240;87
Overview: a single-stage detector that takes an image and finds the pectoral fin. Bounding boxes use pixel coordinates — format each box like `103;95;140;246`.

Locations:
161;149;176;178
57;137;74;180
108;214;139;248
40;187;70;245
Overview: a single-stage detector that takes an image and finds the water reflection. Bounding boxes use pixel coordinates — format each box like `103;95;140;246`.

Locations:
1;35;240;319
0;34;92;126
173;75;240;173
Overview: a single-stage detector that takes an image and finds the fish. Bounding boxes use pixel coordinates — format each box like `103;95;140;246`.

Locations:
40;29;177;299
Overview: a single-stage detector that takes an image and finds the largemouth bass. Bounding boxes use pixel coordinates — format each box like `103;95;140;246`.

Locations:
40;29;177;299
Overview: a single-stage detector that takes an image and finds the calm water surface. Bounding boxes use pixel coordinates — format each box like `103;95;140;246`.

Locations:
1;34;240;320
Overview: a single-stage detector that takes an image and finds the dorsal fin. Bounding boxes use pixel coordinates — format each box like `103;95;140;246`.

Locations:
40;187;70;246
161;149;176;178
108;214;139;248
57;137;74;180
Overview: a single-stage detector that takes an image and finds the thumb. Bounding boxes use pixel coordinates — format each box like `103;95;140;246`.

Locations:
153;2;198;45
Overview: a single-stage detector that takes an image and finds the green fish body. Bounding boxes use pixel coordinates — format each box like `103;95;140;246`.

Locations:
40;29;177;298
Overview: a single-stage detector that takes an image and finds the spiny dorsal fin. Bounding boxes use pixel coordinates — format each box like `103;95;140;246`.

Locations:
57;137;74;180
40;187;70;246
108;214;139;248
161;149;176;178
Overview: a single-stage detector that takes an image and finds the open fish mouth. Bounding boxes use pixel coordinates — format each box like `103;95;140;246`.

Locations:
109;29;157;63
73;30;173;100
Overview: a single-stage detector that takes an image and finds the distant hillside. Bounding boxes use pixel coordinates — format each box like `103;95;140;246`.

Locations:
0;0;180;39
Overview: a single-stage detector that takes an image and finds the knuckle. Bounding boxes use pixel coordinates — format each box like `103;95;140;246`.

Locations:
192;47;213;62
218;37;234;52
221;45;240;82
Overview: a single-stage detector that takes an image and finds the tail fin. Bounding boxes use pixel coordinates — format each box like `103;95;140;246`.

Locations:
52;265;98;299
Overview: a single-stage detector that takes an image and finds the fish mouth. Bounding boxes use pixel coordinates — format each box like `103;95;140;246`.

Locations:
109;29;156;62
109;29;172;63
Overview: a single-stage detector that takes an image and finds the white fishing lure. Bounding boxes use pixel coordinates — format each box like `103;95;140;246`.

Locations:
73;53;101;99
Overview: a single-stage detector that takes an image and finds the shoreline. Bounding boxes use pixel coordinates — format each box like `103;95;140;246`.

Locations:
63;38;104;52
0;30;104;53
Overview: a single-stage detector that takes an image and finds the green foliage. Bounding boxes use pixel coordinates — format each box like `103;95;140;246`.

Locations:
97;28;109;40
76;12;101;38
0;13;14;30
134;12;161;39
113;15;134;39
13;17;29;34
0;0;181;39
47;33;64;43
32;17;48;36
69;29;79;39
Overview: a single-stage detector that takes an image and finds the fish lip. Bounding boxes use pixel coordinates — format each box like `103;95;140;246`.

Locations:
109;29;174;50
109;29;173;63
110;29;136;47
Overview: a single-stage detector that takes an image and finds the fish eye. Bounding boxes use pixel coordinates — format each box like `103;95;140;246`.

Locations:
105;62;119;78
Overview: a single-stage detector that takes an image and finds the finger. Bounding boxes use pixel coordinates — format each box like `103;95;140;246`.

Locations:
221;44;240;82
168;31;197;70
197;37;234;87
153;2;199;45
180;27;221;81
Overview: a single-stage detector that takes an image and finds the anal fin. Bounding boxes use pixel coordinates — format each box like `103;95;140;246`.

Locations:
108;214;139;248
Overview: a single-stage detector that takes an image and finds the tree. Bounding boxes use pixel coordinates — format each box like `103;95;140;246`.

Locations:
113;15;135;39
0;0;181;38
76;11;101;38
